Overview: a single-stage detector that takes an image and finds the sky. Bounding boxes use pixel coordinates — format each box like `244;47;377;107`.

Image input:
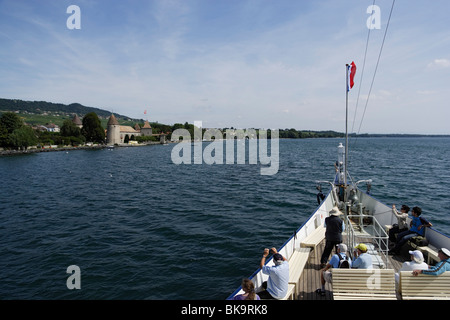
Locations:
0;0;449;134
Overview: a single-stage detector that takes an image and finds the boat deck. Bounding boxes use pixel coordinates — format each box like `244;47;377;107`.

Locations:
296;239;407;300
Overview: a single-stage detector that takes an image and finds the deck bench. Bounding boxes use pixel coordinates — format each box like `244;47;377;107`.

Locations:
331;269;396;300
408;241;440;264
399;271;450;300
288;247;311;298
300;225;325;263
280;283;296;300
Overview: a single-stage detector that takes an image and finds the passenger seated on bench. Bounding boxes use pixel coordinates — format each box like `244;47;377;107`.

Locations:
395;250;428;283
315;243;351;296
258;247;289;299
413;248;450;276
389;206;432;255
352;243;373;269
232;278;260;300
389;204;410;242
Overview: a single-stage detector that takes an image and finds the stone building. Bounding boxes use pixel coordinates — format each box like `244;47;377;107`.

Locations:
106;114;153;145
72;114;83;129
140;120;153;137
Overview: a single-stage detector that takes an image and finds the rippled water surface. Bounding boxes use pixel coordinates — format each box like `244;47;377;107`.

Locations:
1;137;449;299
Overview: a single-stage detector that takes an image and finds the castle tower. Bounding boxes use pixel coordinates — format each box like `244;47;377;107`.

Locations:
140;120;153;136
72;114;82;129
106;114;121;145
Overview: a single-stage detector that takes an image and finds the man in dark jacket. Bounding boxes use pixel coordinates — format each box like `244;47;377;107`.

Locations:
320;207;345;268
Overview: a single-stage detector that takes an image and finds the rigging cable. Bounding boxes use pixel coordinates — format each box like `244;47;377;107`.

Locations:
351;0;376;135
351;0;396;147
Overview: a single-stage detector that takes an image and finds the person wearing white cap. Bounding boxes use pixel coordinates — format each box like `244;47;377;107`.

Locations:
395;250;428;283
413;248;450;276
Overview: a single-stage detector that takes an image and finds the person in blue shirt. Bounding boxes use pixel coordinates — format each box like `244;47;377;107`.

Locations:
412;248;450;276
316;243;351;296
258;247;289;299
389;206;432;255
352;243;373;269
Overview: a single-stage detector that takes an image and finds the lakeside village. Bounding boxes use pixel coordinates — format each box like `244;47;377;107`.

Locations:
0;105;351;156
0;110;291;156
0;111;170;155
3;106;448;157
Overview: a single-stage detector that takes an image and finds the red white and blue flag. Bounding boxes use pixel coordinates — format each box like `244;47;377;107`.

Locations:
347;61;356;91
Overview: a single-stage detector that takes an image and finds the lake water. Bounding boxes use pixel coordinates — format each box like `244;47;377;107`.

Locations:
1;137;449;299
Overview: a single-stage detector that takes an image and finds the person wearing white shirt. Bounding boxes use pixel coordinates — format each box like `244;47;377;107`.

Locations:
395;250;428;283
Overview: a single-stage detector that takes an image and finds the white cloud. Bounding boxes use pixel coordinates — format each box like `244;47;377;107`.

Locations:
1;0;450;134
428;58;450;69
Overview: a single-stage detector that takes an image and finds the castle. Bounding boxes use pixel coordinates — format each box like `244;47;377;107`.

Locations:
72;113;153;145
105;114;153;145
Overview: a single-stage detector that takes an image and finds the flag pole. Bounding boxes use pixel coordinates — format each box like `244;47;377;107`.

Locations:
345;63;349;201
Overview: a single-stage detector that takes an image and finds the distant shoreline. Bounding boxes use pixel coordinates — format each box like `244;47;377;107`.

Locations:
348;134;450;138
1;135;449;157
0;145;105;156
0;141;163;157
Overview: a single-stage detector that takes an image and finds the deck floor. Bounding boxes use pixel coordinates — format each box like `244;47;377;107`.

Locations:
297;239;407;300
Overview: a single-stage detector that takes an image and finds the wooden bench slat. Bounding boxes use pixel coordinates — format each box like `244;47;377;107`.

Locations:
280;283;296;300
287;247;311;297
301;225;325;246
400;271;450;300
300;225;325;262
331;269;396;300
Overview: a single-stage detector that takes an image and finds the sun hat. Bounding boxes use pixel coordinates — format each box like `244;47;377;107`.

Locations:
329;207;343;216
408;250;424;263
354;243;367;252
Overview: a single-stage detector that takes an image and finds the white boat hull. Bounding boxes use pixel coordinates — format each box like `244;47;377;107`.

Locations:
228;182;450;299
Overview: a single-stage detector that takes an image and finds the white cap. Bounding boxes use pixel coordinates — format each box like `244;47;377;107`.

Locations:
440;248;450;257
408;250;424;263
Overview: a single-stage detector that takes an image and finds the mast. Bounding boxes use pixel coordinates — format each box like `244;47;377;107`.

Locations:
344;63;349;201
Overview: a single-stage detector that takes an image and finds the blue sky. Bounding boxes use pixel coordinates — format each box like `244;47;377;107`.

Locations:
1;0;449;134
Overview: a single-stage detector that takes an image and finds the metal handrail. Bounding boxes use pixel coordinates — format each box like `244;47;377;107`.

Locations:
345;214;389;269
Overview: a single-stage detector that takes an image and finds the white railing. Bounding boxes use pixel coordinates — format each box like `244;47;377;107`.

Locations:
345;214;389;269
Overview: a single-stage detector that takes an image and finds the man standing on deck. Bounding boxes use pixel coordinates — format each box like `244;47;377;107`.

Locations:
258;247;289;299
320;207;345;268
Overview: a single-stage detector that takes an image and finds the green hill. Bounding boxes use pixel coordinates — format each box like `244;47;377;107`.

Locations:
0;98;139;127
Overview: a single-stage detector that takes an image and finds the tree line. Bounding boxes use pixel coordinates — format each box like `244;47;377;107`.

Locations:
0;110;348;151
0;112;105;150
